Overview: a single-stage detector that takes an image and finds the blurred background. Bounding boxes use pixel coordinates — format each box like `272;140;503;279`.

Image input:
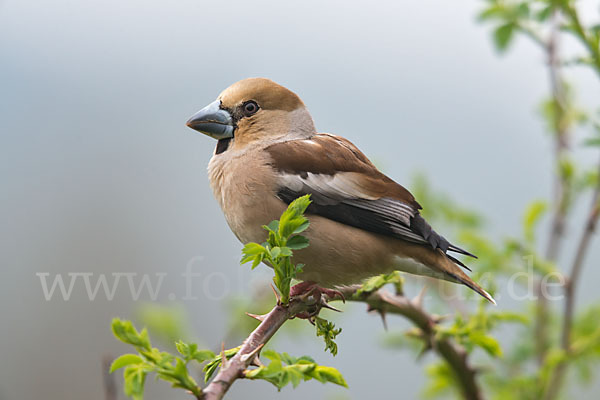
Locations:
2;0;599;399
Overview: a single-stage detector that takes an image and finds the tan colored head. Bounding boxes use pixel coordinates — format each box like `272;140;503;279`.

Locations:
186;78;316;153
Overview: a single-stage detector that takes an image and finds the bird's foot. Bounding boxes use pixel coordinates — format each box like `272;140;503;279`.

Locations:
290;281;345;320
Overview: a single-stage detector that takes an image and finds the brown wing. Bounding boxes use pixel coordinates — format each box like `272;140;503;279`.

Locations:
265;133;475;259
267;133;422;209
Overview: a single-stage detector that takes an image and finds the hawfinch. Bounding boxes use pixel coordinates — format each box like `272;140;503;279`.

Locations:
186;78;495;304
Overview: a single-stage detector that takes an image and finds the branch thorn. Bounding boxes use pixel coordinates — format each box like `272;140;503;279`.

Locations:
319;299;343;313
220;342;227;370
412;285;428;308
416;342;432;360
432;314;451;324
245;312;266;322
270;283;281;303
378;309;388;331
240;343;264;365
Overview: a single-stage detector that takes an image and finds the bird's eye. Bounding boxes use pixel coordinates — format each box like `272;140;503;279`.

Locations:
242;101;259;116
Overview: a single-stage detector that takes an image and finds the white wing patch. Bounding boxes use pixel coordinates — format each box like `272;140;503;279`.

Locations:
276;171;419;230
349;197;414;226
278;172;379;204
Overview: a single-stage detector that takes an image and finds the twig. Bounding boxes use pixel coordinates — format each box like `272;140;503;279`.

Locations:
102;355;118;400
562;165;600;349
536;8;570;366
543;158;600;399
538;3;600;397
560;3;600;78
200;285;484;400
201;299;310;400
544;7;570;262
339;286;484;400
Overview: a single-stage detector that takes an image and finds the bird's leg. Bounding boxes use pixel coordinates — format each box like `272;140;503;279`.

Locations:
290;281;345;302
289;281;316;297
290;281;345;320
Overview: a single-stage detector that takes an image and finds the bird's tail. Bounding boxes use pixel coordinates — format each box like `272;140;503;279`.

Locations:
394;243;496;304
437;253;496;305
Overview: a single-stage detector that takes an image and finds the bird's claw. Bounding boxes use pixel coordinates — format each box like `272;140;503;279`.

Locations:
290;282;344;320
290;281;345;302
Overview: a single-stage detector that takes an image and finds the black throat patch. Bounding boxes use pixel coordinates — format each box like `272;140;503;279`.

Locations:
215;138;232;155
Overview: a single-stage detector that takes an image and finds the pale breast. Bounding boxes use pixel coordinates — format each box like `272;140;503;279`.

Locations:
207;148;286;244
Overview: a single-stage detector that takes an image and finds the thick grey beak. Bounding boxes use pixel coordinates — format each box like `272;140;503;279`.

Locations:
186;100;234;139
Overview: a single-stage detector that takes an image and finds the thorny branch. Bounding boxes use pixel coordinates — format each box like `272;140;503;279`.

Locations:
201;298;311;400
201;285;484;400
340;286;484;400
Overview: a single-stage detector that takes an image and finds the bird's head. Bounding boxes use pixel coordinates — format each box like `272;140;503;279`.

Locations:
186;78;316;153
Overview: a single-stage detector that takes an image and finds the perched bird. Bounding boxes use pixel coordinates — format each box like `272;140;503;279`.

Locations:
186;78;495;304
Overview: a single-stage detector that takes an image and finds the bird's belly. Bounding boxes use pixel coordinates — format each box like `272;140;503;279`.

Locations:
223;195;286;244
293;215;399;287
213;179;397;286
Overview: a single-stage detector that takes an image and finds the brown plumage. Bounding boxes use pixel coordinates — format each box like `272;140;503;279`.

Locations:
266;134;422;208
186;77;495;304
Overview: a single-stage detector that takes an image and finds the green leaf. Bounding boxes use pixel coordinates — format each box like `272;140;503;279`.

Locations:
156;358;200;394
280;217;309;239
175;341;215;364
469;332;503;357
240;242;267;266
264;220;279;233
523;200;547;243
136;347;163;365
478;4;505;21
123;364;147;400
516;2;529;18
240;243;266;259
279;195;312;238
192;350;216;364
288;194;312;215
315;317;342;356
493;23;515;52
292;220;310;234
286;235;310;250
355;271;403;297
110;354;143;373
251;195;313;304
539;348;567;385
558;156;575;182
488;311;528;325
270;246;282;259
279;246;293;257
203;346;241;382
536;5;554;21
245;350;347;390
251;257;262;269
262;349;282;362
584;137;600;147
112;319;151;351
424;362;454;398
309;365;348;387
110;320;204;399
